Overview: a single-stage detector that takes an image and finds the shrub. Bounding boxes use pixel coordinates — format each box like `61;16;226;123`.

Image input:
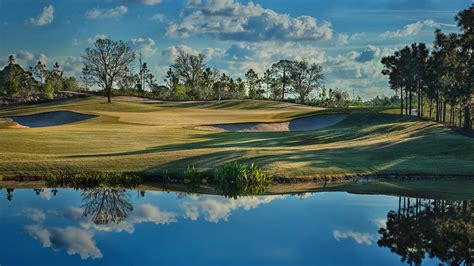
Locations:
184;165;207;184
214;162;272;186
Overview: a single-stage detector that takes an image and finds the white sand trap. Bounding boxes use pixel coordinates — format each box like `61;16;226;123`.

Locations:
197;114;348;132
7;111;97;128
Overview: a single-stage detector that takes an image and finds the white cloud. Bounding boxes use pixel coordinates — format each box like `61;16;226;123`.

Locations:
151;13;165;22
26;5;54;26
85;6;128;20
373;219;386;229
35;54;48;65
380;19;454;38
221;42;325;77
166;0;332;42
60;56;84;76
129;203;177;225
63;204;177;234
181;195;284;223
87;34;109;44
25;225;103;260
333;229;374;245
23;208;46;223
128;0;162;5
336;34;349;46
130;38;157;56
16;50;34;61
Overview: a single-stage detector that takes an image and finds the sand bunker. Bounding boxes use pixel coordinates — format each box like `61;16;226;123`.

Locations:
7;111;97;128
197;114;348;132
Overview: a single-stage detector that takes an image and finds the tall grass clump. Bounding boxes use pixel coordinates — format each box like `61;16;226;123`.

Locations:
213;162;272;198
184;165;207;184
214;162;272;186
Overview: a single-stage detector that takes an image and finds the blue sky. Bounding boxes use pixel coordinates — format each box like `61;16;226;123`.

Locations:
0;0;470;98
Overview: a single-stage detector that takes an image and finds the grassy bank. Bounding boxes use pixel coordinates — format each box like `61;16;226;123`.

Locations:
0;96;473;179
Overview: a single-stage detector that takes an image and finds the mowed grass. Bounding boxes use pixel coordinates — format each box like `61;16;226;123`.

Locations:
0;96;473;179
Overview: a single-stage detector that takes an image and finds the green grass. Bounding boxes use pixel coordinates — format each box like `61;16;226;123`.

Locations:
0;96;473;179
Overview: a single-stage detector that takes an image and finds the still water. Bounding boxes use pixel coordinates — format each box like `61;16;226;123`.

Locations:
0;187;472;265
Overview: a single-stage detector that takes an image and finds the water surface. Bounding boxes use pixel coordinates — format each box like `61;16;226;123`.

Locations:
1;187;472;265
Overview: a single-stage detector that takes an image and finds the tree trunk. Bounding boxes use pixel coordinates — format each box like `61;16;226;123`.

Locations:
459;106;463;127
400;87;404;115
107;87;112;103
429;98;433;120
405;89;409;115
464;104;471;130
281;71;286;102
420;93;424;118
417;90;421;118
442;101;447;123
435;95;440;121
409;90;413;115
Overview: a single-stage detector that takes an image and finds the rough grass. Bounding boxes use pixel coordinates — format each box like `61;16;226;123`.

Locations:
0;96;473;179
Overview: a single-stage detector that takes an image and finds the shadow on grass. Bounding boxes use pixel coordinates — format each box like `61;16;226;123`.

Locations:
66;113;438;160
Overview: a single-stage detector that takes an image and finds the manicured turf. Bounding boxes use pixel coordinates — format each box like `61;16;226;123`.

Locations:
0;96;473;179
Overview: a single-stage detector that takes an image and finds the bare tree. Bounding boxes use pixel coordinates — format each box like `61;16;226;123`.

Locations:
82;38;135;103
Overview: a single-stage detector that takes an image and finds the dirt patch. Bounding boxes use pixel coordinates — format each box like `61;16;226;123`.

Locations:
196;114;348;132
7;111;97;128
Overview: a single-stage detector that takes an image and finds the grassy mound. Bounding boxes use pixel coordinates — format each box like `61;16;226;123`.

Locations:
0;96;472;179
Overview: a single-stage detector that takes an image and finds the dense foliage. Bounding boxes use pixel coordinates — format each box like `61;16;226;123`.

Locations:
381;6;473;130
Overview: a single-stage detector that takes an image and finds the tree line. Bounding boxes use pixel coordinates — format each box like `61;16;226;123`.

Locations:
381;6;473;130
0;55;78;102
81;38;326;104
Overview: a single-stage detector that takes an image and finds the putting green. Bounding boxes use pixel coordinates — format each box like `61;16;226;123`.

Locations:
0;96;472;179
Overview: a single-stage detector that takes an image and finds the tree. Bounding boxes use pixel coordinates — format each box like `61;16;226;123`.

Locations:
290;61;324;103
82;38;136;103
455;5;473;130
245;69;259;99
271;60;293;101
32;60;47;85
170;51;206;99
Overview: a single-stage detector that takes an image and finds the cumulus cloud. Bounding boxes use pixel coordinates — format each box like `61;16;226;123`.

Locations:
130;38;157;56
64;204;177;234
333;230;375;245
336;34;349;46
373;219;386;229
128;0;161;5
181;195;284;222
35;54;48;65
220;42;325;76
161;45;224;64
355;45;380;63
23;208;46;223
166;0;332;42
25;225;103;260
16;50;34;61
151;13;165;22
380;19;454;38
26;5;54;26
85;6;128;20
60;56;84;76
87;34;109;44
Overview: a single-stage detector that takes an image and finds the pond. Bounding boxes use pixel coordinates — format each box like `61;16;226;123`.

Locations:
1;186;472;265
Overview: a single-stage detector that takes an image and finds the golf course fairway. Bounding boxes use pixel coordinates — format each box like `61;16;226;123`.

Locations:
0;96;472;180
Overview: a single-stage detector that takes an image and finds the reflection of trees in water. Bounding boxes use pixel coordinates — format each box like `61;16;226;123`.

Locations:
81;189;133;225
378;197;473;266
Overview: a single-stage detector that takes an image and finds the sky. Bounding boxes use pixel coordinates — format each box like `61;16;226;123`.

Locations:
0;0;470;99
